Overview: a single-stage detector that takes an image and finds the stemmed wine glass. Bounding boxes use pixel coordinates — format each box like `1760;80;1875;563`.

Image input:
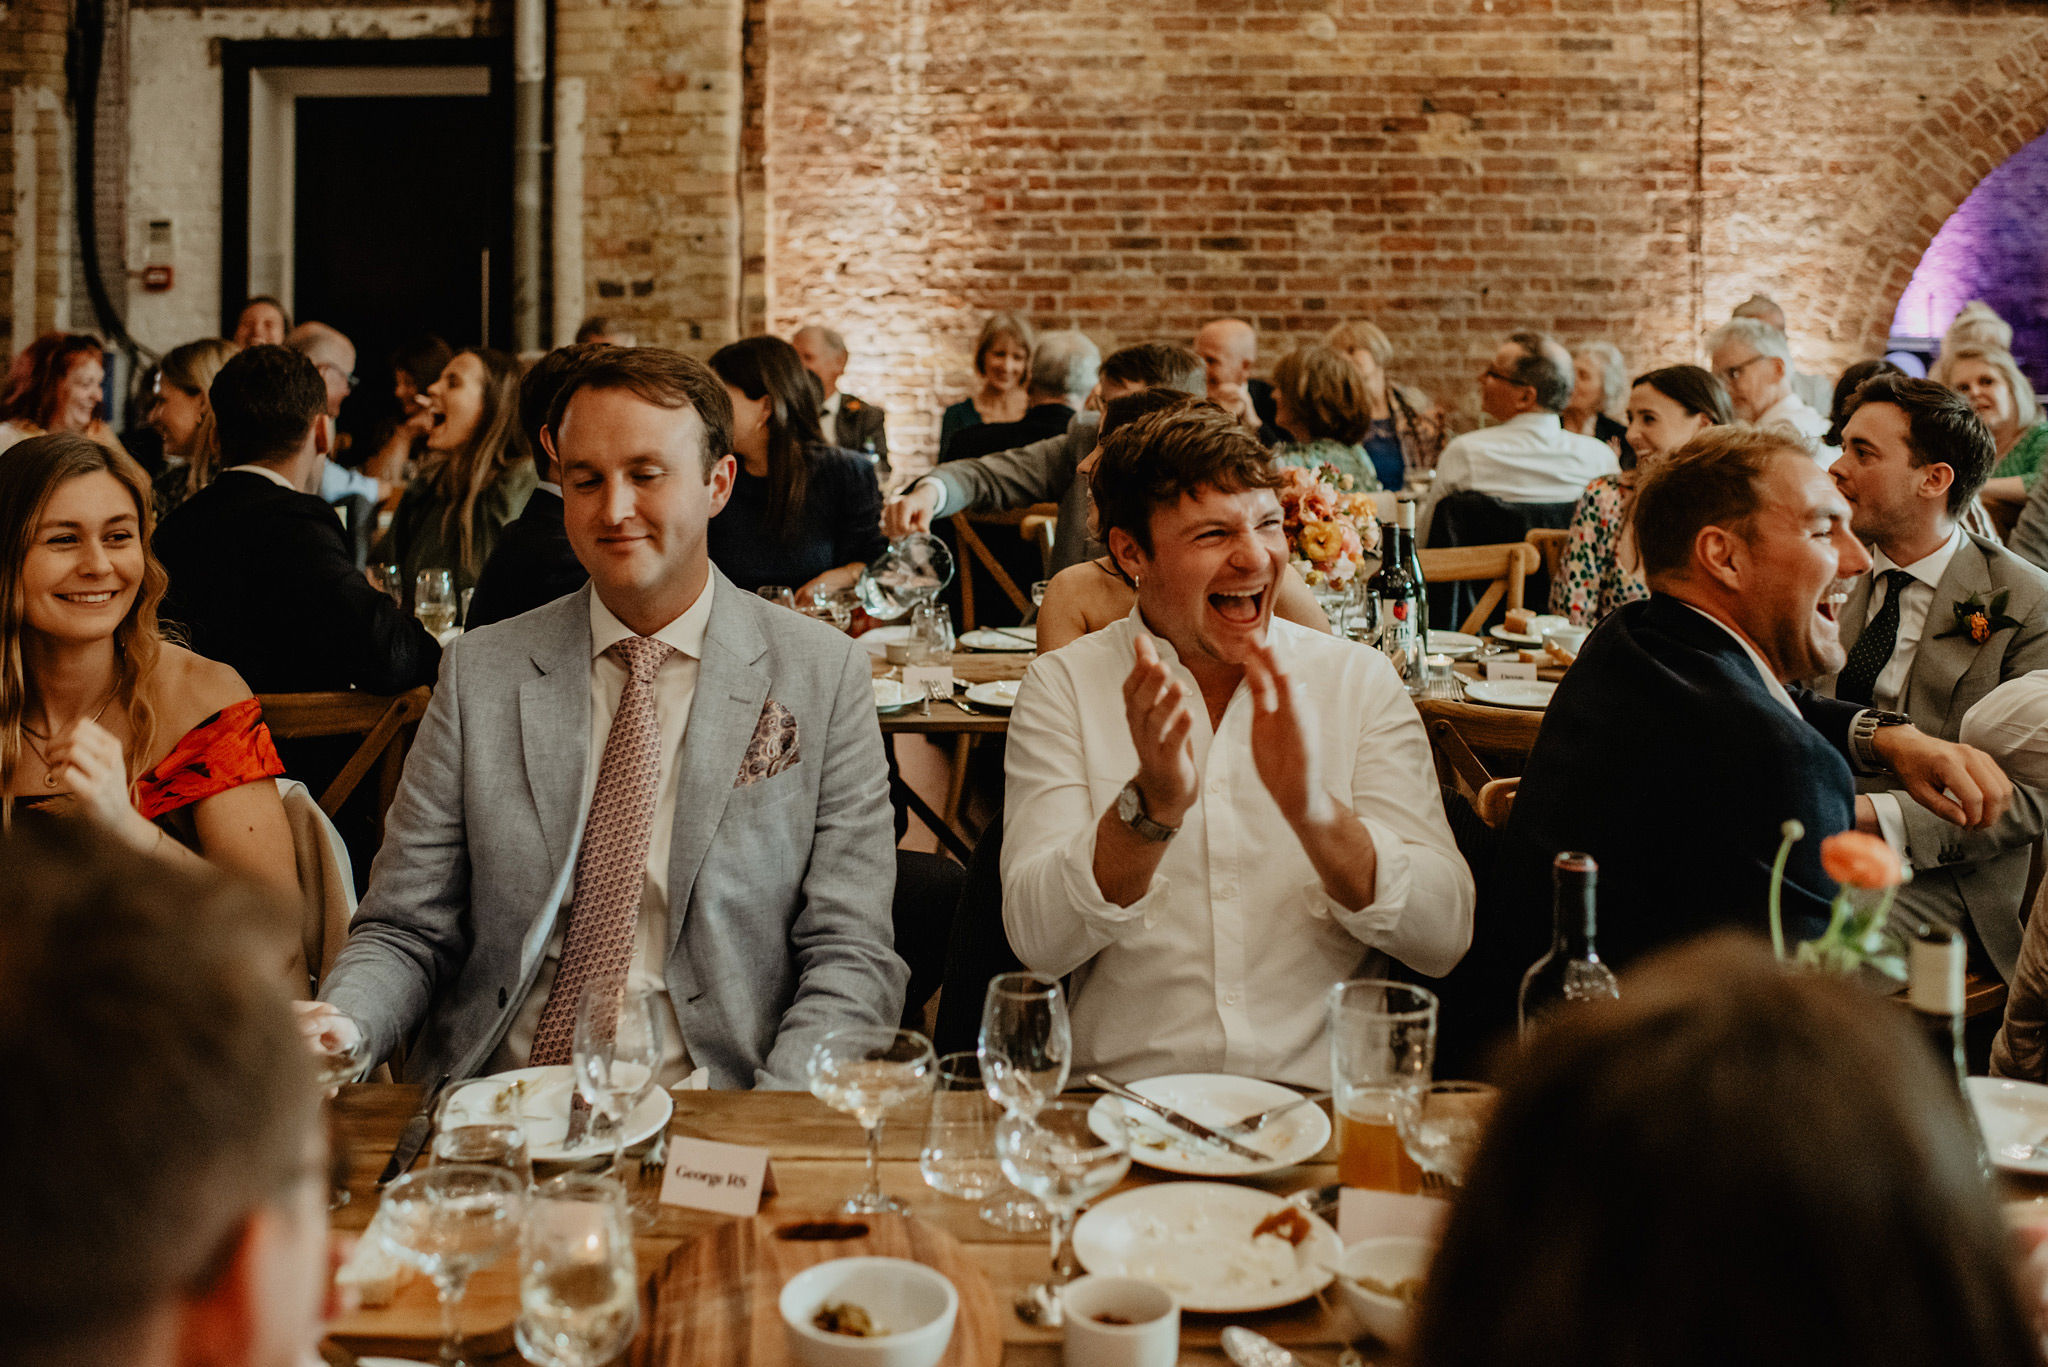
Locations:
977;972;1071;1231
378;1163;526;1367
996;1099;1130;1327
1394;1080;1498;1190
571;982;662;1177
416;569;458;638
807;1026;937;1213
514;1173;639;1367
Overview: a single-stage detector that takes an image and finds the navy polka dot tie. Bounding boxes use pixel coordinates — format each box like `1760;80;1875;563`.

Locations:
1835;569;1916;707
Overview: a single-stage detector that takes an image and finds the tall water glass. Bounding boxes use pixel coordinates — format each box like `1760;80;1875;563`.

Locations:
808;1027;937;1213
997;1100;1131;1327
416;569;458;637
1328;979;1437;1195
378;1164;526;1367
920;1052;1005;1200
514;1173;638;1367
572;982;663;1175
977;972;1071;1232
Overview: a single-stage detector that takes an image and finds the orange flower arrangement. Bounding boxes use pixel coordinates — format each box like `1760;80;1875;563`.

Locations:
1767;820;1911;980
1276;463;1379;590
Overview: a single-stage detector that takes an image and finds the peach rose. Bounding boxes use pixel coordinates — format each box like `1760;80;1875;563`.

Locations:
1819;830;1903;890
1298;520;1346;564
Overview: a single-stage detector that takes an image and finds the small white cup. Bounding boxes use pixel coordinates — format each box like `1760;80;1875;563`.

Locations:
1059;1275;1178;1367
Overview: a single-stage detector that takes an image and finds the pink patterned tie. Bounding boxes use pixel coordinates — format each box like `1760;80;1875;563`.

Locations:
528;635;675;1066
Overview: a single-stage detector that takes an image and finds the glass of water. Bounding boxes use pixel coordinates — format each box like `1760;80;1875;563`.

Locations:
572;983;662;1176
1394;1080;1498;1190
415;569;458;637
920;1052;1004;1201
997;1100;1130;1327
756;584;797;610
514;1173;638;1367
378;1163;526;1367
1030;579;1050;609
434;1122;534;1190
807;1026;936;1214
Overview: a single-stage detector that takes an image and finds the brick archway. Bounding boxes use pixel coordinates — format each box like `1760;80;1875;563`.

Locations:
1810;28;2048;359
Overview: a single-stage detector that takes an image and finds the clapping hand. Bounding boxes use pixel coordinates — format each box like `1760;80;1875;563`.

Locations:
1123;635;1198;825
40;716;152;844
1244;636;1331;827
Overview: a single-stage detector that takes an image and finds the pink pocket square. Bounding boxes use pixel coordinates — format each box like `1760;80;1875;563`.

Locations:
735;700;800;786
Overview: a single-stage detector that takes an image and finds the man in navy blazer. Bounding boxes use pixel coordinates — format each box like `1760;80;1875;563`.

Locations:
308;347;905;1088
1498;426;2011;982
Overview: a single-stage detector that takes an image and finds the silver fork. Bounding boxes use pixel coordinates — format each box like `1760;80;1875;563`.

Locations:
1215;1090;1332;1139
921;679;948;716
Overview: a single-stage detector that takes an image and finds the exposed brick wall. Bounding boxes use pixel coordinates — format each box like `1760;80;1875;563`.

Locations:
763;0;2048;471
555;0;742;355
0;0;76;346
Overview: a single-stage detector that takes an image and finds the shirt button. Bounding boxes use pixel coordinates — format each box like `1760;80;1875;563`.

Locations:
1218;884;1238;899
1224;991;1241;1006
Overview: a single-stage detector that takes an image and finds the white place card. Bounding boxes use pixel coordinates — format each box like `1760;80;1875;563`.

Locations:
1485;659;1538;682
901;664;956;697
659;1136;774;1216
1337;1187;1448;1245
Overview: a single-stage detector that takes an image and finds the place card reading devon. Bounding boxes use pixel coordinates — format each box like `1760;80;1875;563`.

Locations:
659;1136;778;1216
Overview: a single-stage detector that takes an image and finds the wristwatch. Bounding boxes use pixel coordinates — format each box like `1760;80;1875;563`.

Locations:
1849;708;1912;774
1116;779;1180;843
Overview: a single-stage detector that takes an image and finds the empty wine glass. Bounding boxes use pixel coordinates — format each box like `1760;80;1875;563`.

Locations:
416;569;458;638
1030;579;1050;609
1394;1080;1498;1190
997;1100;1130;1327
808;1027;937;1213
977;972;1071;1232
812;584;856;629
379;1163;526;1367
514;1173;639;1367
856;533;956;620
434;1123;534;1189
757;584;797;610
920;1052;1005;1201
572;982;663;1177
373;561;404;606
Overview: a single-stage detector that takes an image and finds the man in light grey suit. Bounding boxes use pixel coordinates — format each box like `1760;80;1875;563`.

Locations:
879;343;1204;573
1817;374;2048;981
308;346;905;1088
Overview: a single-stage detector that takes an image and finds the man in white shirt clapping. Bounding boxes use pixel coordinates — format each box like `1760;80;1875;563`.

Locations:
1002;405;1474;1086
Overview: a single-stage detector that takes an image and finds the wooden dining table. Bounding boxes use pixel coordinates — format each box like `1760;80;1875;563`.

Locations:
325;1083;1381;1366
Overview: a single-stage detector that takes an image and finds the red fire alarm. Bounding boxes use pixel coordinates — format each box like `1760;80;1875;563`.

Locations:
142;264;173;291
142;218;174;292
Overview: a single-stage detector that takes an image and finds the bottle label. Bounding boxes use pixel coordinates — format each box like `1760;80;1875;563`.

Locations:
1380;598;1416;653
1908;935;1965;1016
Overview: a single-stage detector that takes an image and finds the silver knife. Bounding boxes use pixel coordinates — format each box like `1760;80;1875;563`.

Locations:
1086;1073;1270;1162
377;1072;451;1187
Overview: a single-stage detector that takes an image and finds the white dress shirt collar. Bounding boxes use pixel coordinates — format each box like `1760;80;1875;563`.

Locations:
221;462;298;491
1870;522;1966;590
1498;410;1563;434
1680;602;1799;717
589;576;715;663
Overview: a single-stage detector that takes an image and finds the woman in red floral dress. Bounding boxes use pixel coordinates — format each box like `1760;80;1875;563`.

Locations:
0;433;299;956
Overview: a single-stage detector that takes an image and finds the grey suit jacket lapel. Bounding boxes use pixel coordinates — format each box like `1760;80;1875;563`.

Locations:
666;575;771;954
1909;537;1991;723
519;587;595;874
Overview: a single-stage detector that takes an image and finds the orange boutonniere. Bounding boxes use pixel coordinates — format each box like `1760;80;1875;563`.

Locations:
1934;589;2021;644
843;397;863;415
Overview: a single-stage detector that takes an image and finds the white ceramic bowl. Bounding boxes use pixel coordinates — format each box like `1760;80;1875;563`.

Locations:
778;1257;959;1367
1334;1235;1433;1349
1542;623;1590;657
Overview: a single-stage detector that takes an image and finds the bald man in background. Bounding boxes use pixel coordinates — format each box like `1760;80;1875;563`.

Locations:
287;322;386;506
1193;318;1286;446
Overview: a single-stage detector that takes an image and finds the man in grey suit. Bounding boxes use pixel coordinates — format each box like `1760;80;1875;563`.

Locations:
306;347;905;1088
1817;374;2048;980
880;343;1204;573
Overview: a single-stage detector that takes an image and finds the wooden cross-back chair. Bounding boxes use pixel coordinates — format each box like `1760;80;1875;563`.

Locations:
1415;697;1544;828
1416;542;1540;636
257;687;431;839
950;506;1059;631
1524;527;1568;584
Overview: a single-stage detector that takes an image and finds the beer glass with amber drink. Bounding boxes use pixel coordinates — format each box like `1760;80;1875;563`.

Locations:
1327;980;1437;1194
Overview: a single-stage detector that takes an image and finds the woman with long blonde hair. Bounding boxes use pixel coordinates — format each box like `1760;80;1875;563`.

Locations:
373;346;535;609
0;434;296;905
148;336;238;517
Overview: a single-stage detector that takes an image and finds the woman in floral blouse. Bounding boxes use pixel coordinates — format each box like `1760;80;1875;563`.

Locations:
1553;365;1732;626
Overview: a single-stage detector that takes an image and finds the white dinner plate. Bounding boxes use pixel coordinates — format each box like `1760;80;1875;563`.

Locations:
872;678;920;714
859;624;918;656
958;626;1037;652
1425;630;1482;658
1488;614;1569;647
963;680;1021;709
1462;679;1556;710
1087;1074;1331;1177
1969;1076;2048;1174
441;1066;672;1163
1072;1182;1340;1313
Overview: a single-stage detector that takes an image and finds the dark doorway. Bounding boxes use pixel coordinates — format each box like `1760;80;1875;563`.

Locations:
295;94;508;370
